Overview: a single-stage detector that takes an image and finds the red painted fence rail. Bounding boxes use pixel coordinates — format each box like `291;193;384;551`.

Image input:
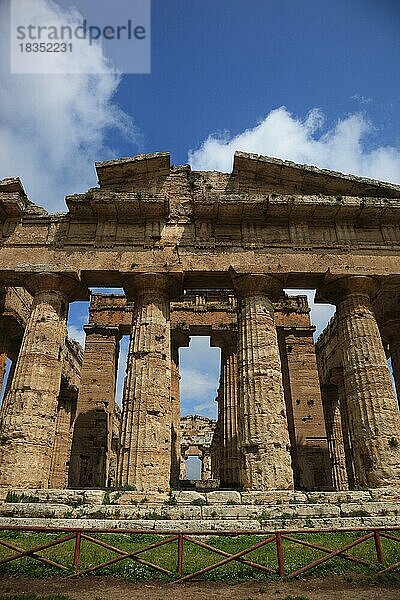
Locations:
0;525;399;581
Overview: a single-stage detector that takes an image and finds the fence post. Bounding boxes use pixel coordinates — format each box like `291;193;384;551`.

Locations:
374;530;384;564
177;533;183;576
73;531;82;574
276;532;285;577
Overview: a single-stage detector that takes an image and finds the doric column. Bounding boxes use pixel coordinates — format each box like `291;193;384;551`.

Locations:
0;273;85;489
382;316;400;405
211;330;240;488
170;329;189;488
232;273;294;490
118;273;181;491
321;376;349;491
68;325;120;488
49;386;78;488
317;276;400;488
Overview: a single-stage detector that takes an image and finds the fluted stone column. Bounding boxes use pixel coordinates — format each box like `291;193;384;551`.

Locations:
321;378;349;491
118;273;181;491
170;329;189;487
68;325;120;488
211;331;240;488
0;273;84;488
318;276;400;488
232;273;294;490
382;317;400;405
49;386;78;488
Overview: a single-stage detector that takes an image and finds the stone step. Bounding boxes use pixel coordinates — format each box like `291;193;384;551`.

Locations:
0;515;400;532
2;487;400;506
0;500;399;521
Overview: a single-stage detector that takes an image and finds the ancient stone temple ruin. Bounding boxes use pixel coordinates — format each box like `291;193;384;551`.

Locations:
0;151;399;495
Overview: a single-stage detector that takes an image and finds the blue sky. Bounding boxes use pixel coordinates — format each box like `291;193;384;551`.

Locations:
1;0;400;418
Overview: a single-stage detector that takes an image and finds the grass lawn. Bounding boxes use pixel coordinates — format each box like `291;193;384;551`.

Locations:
0;530;399;583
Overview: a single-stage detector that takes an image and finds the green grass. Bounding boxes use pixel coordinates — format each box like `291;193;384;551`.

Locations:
0;531;399;583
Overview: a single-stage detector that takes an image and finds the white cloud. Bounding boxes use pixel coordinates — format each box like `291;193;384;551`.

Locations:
189;108;400;340
179;337;220;418
180;367;218;402
67;323;85;347
0;0;138;212
189;107;400;184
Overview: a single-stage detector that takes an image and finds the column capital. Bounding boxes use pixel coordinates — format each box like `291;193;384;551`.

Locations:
122;272;183;302
316;275;380;305
24;272;88;301
230;271;283;301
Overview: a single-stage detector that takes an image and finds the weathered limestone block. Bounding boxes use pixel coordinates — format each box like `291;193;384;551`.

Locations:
232;273;293;491
340;502;400;517
240;490;296;505
206;490;242;504
155;519;261;531
202;505;263;519
175;491;206;504
369;487;400;502
318;276;400;488
118;273;181;491
305;490;371;504
0;273;85;489
68;325;120;488
0;503;70;519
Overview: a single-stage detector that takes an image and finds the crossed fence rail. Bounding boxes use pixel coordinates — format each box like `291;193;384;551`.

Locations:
0;525;399;581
